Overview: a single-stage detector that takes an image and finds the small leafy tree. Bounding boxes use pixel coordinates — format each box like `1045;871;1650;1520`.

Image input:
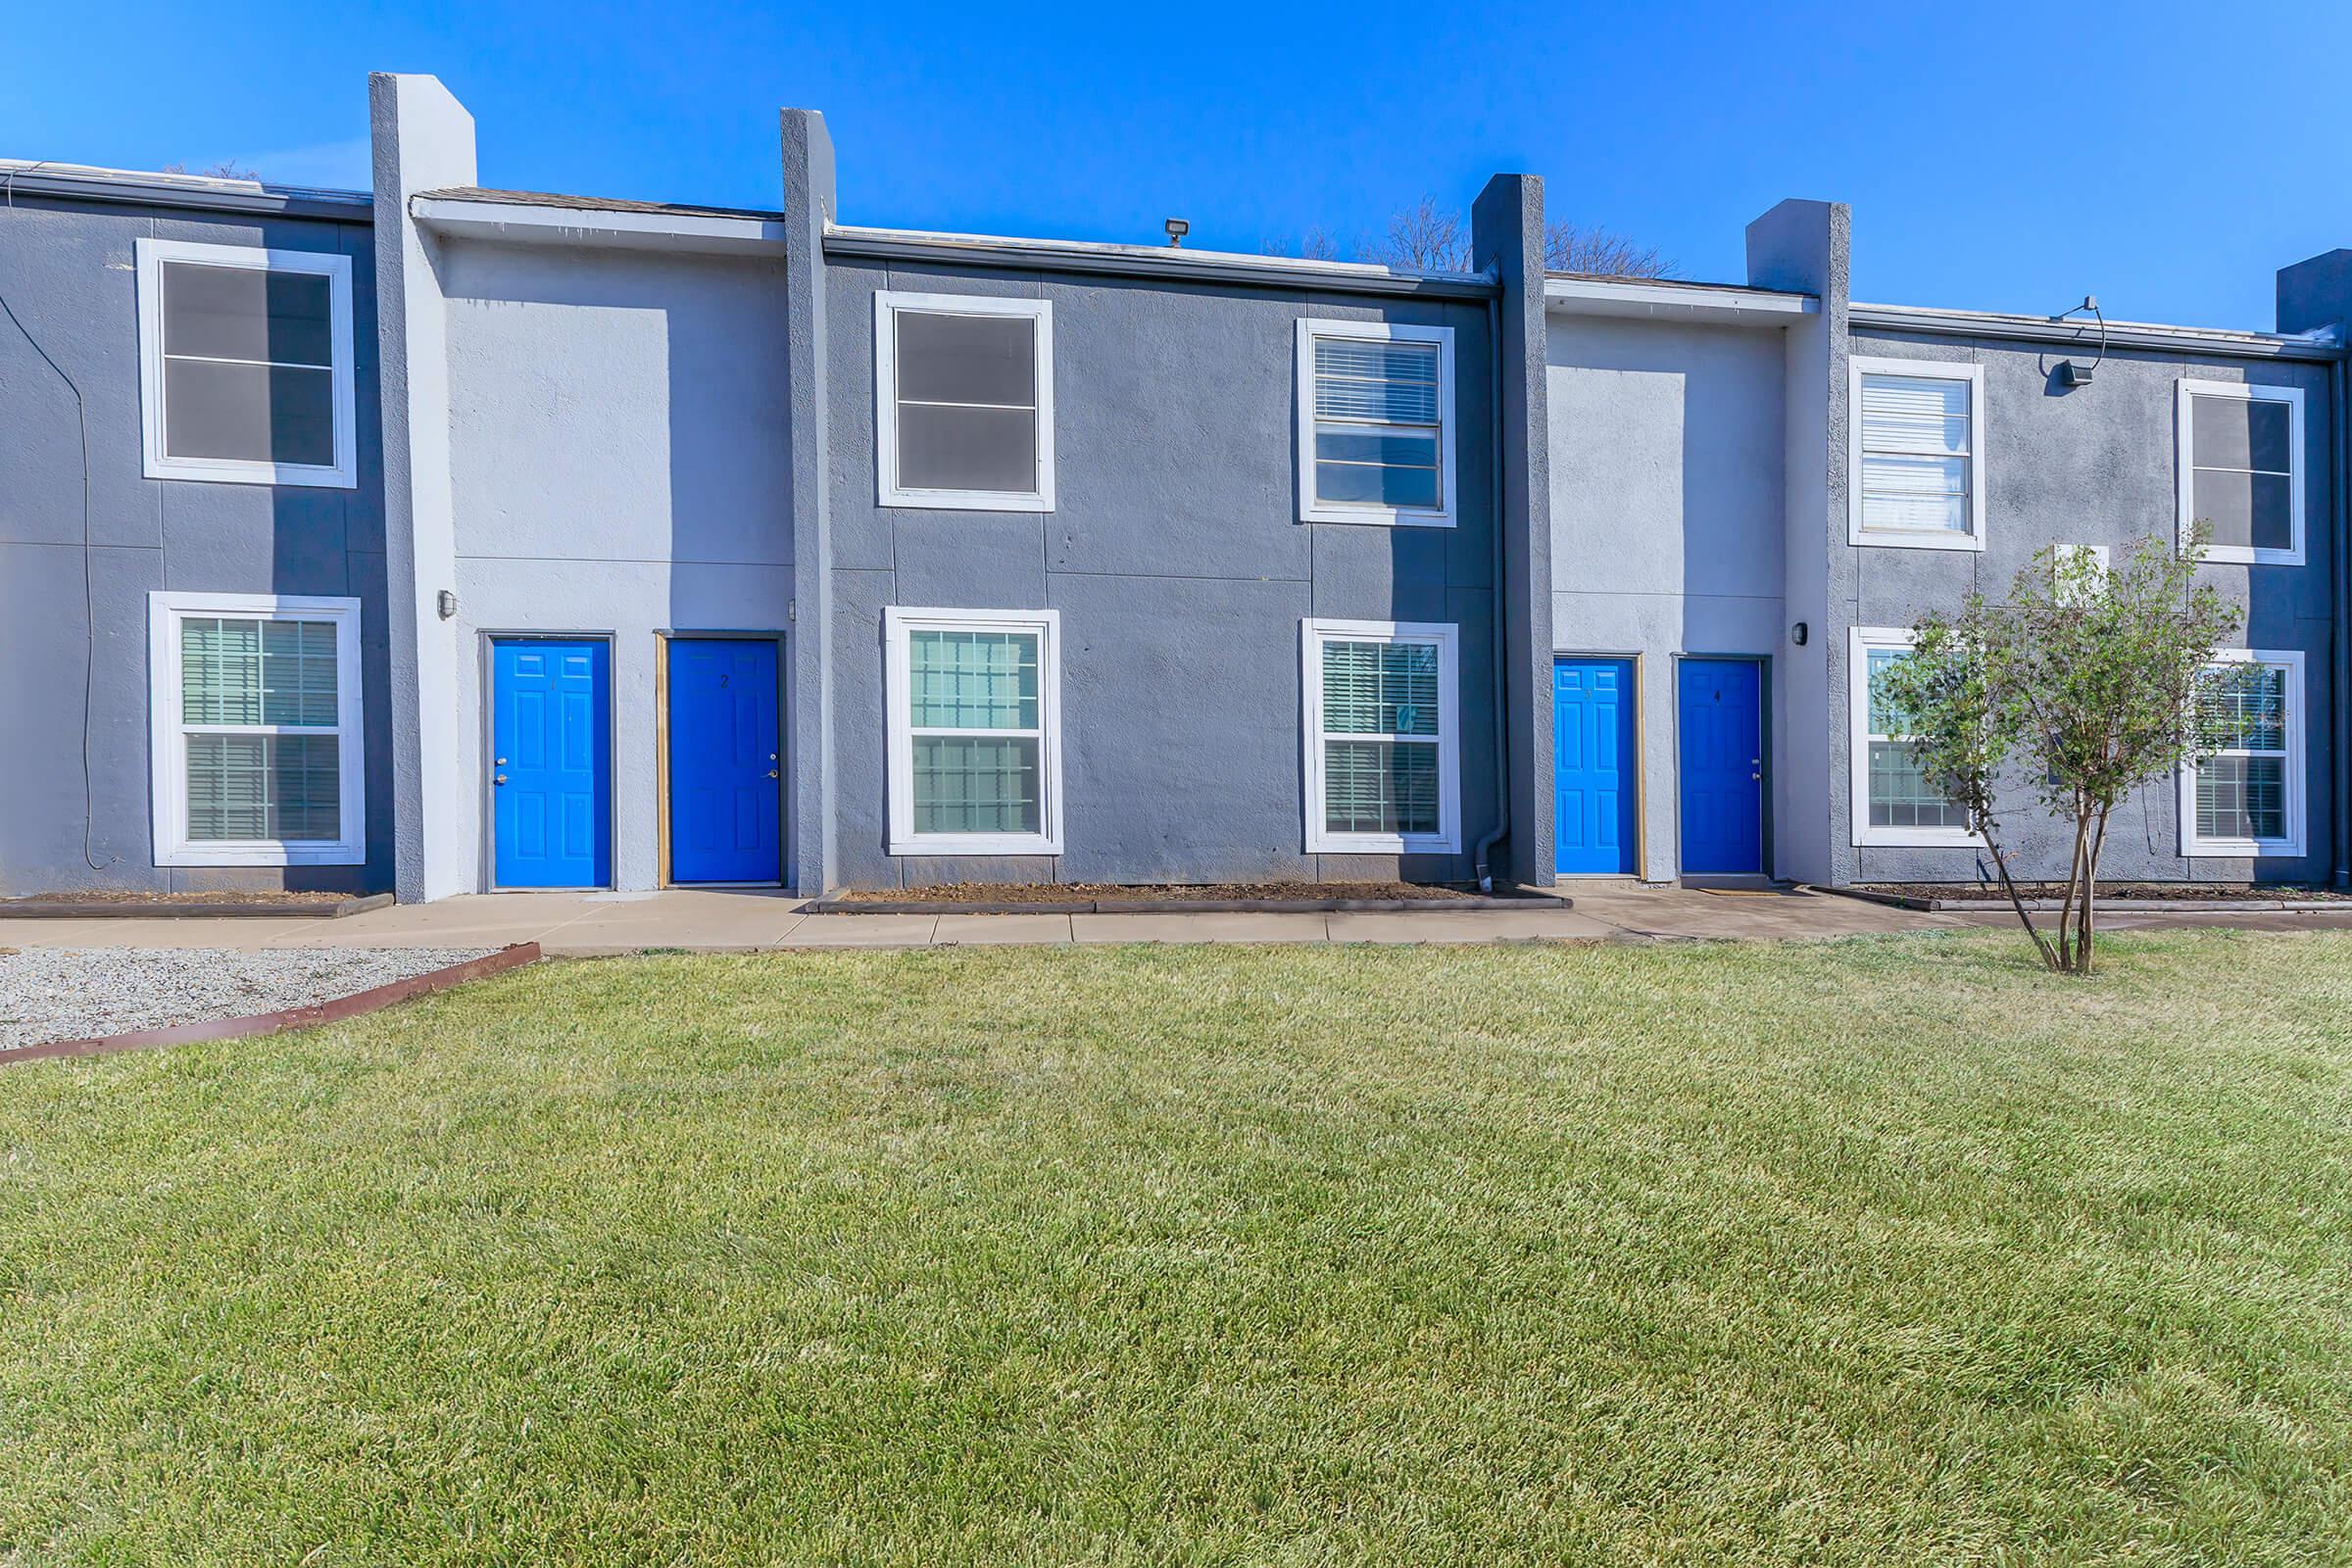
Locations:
1873;534;2243;973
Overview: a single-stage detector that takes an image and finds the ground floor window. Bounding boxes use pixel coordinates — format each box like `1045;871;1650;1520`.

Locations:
1849;627;1974;848
883;607;1063;856
2182;650;2305;857
1300;618;1460;854
147;591;365;865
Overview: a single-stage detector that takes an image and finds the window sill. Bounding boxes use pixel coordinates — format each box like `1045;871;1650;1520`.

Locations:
1853;827;1983;850
879;486;1054;514
2181;839;2305;859
142;455;358;490
1299;505;1456;529
155;843;366;867
1848;529;1984;553
2192;546;2306;568
1308;832;1461;856
889;834;1062;858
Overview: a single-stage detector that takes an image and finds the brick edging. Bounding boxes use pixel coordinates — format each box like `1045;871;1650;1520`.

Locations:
0;943;542;1067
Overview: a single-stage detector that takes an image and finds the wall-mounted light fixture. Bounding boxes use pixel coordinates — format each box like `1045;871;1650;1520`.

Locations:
1790;621;1809;647
436;589;458;620
2052;295;2105;387
1163;217;1190;248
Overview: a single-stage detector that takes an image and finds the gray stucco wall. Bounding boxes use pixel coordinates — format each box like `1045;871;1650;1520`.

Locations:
1545;314;1789;881
436;237;794;891
819;258;1503;889
0;194;391;895
1838;331;2336;885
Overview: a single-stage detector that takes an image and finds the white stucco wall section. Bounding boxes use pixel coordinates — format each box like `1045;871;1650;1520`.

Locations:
438;238;794;892
1545;314;1788;882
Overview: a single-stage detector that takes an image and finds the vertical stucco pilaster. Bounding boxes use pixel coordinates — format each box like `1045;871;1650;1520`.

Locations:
1472;174;1556;886
370;73;476;901
2277;250;2352;887
1746;199;1849;885
780;109;837;896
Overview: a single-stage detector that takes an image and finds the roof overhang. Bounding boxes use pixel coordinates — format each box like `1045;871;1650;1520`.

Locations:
0;159;370;221
1850;301;2343;362
412;195;788;256
825;224;1497;299
1544;275;1816;326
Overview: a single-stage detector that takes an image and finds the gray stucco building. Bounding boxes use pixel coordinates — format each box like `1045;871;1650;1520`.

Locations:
6;74;2347;899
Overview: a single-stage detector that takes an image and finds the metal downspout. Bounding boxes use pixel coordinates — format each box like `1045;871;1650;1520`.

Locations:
2334;349;2349;887
1474;289;1511;891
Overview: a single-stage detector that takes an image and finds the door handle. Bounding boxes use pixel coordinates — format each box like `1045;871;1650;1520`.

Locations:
766;769;779;779
494;774;508;785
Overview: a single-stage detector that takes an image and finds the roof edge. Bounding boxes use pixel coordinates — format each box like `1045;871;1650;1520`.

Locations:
0;159;371;220
824;223;1497;298
1851;300;2343;361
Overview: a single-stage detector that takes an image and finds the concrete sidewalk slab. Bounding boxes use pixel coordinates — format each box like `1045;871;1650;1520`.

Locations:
1326;909;1617;944
778;914;940;948
550;890;807;955
1071;912;1330;944
934;913;1076;945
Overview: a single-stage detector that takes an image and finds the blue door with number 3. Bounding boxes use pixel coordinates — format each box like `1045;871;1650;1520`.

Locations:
1554;658;1637;874
1677;658;1763;875
666;639;782;884
492;638;612;889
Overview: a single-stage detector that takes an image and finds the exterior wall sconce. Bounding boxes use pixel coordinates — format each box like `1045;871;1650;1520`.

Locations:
2052;295;2105;386
1790;621;1809;647
437;589;459;620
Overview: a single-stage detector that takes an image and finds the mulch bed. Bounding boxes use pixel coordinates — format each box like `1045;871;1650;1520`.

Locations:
7;889;348;906
1860;882;2351;904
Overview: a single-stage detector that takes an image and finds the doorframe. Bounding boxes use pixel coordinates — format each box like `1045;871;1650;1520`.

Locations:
1552;649;1648;882
481;630;620;894
1669;651;1774;880
654;629;790;890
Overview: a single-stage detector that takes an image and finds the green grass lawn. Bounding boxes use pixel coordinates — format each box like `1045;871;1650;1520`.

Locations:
4;931;2350;1565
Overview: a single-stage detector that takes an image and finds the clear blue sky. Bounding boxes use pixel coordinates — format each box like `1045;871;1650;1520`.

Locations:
7;0;2346;328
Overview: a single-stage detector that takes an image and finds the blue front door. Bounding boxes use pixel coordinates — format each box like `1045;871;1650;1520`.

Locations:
667;638;782;884
1677;658;1763;875
492;638;612;889
1554;658;1637;874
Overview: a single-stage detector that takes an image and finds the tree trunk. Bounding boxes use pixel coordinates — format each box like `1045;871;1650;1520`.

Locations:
1984;829;2060;969
2055;814;2089;972
2078;808;2111;975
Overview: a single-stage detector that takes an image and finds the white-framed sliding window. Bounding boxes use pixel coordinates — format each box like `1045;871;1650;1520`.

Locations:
1849;357;1985;551
134;238;357;488
2180;648;2305;858
883;607;1063;856
1296;318;1456;527
873;292;1054;512
2177;379;2304;566
1848;627;1977;848
1300;618;1460;854
147;591;366;866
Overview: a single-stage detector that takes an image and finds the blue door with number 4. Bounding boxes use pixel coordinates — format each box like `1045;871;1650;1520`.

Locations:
492;638;612;889
667;638;782;884
1677;658;1763;875
1554;658;1637;874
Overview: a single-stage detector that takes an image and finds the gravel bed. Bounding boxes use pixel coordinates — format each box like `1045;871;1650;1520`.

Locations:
0;947;499;1049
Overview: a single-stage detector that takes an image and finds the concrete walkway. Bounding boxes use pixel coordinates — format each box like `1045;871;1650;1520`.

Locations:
4;885;2349;956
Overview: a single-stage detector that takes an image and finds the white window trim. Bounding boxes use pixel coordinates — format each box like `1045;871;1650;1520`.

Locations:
872;292;1055;512
2179;647;2306;858
883;606;1063;857
1847;356;1986;553
134;238;358;489
147;590;366;867
2176;378;2305;566
1848;626;1981;849
1296;318;1457;528
1300;617;1461;855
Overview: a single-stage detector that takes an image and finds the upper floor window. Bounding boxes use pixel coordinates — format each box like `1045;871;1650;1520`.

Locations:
2180;650;2305;857
1849;358;1984;551
873;293;1054;511
2178;379;2304;566
1296;319;1456;527
1301;618;1460;854
1849;628;1975;848
135;239;356;489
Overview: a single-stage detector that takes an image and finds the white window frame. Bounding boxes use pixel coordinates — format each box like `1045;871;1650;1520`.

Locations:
2176;378;2305;566
1296;318;1457;528
883;606;1063;856
134;238;358;489
1848;356;1986;552
873;292;1055;512
1848;626;1980;849
1300;617;1461;854
2179;647;2306;858
147;590;366;866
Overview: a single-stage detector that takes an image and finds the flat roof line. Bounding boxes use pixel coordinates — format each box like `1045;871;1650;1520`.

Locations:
1851;300;2343;360
824;223;1497;298
0;158;371;220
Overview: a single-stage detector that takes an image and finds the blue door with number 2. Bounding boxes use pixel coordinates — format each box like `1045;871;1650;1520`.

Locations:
492;638;612;889
1677;658;1763;875
667;639;782;884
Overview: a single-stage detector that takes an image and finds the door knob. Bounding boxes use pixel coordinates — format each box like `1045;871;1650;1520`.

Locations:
494;774;508;785
766;769;779;779
496;757;508;765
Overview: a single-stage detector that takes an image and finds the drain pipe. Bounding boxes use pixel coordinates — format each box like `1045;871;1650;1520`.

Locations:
1474;285;1511;892
2334;346;2349;888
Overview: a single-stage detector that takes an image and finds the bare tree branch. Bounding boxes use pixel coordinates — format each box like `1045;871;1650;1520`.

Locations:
1365;196;1469;271
1543;220;1673;278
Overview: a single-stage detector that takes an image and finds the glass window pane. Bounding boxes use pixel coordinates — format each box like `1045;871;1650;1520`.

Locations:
2197;755;2284;842
1868;739;1968;830
2197;664;2287;751
1313;338;1440;423
2193;394;2291;473
182;616;261;725
908;629;1039;729
2192;470;2292;554
1865;646;1914;735
163;359;337;466
895;403;1038;495
162;262;334;368
1315;459;1441;510
185;732;340;842
911;735;1041;835
1323;739;1441;835
894;311;1036;407
1322;640;1441;737
1861;375;1970;455
1314;428;1440;467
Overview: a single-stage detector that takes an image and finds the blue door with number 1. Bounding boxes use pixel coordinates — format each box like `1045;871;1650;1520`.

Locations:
493;638;612;889
667;639;782;884
1554;659;1637;874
